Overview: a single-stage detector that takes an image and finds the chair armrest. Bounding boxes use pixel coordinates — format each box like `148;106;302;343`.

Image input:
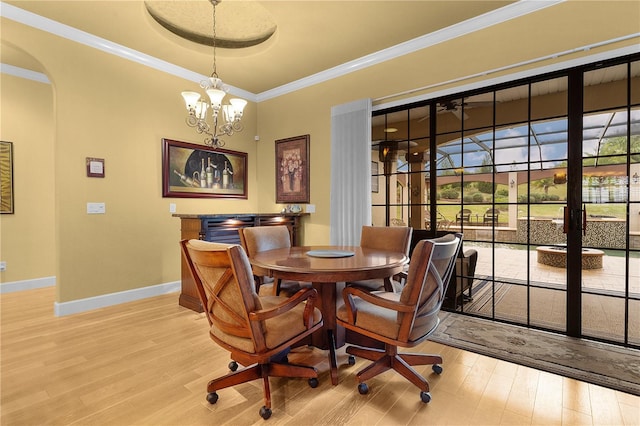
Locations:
249;287;319;328
342;286;414;324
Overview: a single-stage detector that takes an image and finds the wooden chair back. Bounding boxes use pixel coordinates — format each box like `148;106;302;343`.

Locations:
180;238;324;419
180;239;265;352
360;225;412;254
354;225;412;291
397;233;461;342
239;226;290;280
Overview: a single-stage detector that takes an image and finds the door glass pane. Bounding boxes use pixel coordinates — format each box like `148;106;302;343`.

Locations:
631;61;640;105
582;294;626;343
409;105;430;140
630;298;640;347
530;287;565;332
436;133;462;169
465;94;495;131
585;64;628;112
531;77;568;121
408;170;430;230
530;118;568;162
371;204;387;227
436;98;464;134
462;129;493;169
496;84;529;126
494;124;529;168
461;244;494;316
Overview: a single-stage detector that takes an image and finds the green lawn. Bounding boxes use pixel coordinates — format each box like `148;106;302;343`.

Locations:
433;181;626;223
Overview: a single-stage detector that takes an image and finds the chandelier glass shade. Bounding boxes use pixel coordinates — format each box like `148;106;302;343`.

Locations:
180;0;246;148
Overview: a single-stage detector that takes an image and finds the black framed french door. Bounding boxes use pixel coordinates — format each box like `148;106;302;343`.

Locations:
372;54;639;348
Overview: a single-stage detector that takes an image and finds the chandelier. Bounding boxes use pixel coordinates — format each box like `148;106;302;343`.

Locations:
180;0;246;148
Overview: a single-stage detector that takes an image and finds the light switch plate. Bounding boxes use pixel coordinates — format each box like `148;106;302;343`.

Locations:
169;203;177;213
305;204;315;213
87;202;106;214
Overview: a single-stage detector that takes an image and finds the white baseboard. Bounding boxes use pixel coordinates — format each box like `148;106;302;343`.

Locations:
0;276;56;293
53;281;181;317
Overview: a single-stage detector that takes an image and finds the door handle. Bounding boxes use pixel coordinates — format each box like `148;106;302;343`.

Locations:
563;206;587;235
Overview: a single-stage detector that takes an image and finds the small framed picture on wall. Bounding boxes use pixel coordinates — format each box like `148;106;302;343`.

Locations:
275;134;310;204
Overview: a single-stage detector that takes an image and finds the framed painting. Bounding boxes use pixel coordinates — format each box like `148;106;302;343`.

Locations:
275;134;310;204
0;141;14;214
162;138;247;199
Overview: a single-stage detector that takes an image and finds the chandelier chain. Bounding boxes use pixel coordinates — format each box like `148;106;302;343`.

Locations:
210;0;218;79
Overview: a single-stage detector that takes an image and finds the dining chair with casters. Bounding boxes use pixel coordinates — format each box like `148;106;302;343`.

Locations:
336;233;462;403
238;225;308;296
180;239;324;420
346;225;413;292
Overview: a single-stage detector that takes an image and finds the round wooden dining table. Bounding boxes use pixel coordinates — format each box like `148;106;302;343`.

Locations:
250;245;408;385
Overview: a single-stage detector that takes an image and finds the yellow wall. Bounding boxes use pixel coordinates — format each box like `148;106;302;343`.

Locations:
0;17;260;302
0;72;55;283
1;0;638;304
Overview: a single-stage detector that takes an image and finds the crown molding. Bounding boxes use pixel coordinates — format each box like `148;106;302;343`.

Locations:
0;63;50;83
1;0;564;103
256;0;565;101
0;2;255;101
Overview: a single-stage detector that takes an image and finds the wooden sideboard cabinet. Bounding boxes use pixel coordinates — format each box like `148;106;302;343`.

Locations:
175;213;309;312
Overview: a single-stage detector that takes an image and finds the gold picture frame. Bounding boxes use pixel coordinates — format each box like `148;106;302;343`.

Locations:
0;141;14;214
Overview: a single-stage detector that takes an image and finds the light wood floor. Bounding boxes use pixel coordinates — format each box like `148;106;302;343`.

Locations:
1;287;638;426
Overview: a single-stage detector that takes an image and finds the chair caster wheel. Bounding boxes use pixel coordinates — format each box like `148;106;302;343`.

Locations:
229;361;238;371
206;392;218;404
420;391;431;403
348;355;356;366
308;377;319;388
432;364;443;374
358;383;369;395
259;406;272;419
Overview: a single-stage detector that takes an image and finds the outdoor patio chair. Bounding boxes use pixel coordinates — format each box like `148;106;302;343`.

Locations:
456;209;472;223
483;208;499;224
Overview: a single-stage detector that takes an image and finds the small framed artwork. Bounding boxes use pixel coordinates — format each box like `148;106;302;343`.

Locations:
86;157;105;178
371;161;379;193
0;141;14;214
162;138;247;199
275;134;310;204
